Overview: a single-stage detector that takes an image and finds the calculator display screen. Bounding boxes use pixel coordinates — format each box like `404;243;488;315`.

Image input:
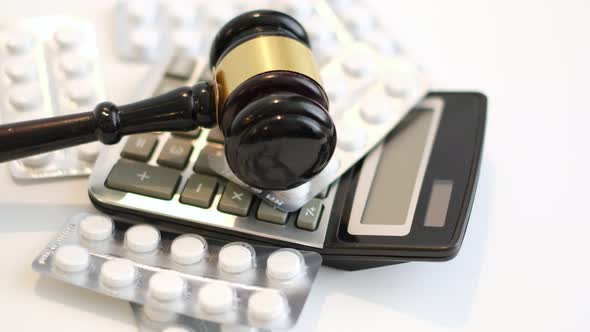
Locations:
361;109;435;226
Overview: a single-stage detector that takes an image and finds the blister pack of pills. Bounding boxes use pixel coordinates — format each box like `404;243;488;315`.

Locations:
33;213;322;330
110;0;430;211
0;16;105;179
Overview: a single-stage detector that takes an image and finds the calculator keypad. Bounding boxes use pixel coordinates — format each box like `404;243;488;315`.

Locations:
218;182;254;217
106;160;180;200
120;134;158;161
157;138;193;170
180;174;219;208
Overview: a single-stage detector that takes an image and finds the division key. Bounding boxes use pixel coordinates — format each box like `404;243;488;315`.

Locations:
106;160;181;200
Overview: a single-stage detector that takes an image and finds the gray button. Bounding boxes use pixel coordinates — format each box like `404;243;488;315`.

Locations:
207;127;224;144
121;134;158;161
106;160;180;200
180;174;219;208
157;138;193;169
166;54;197;80
316;185;331;198
218;182;253;216
256;201;288;225
296;199;323;231
173;128;201;139
193;145;222;175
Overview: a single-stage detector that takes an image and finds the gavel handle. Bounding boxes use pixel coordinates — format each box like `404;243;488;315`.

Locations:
0;83;215;163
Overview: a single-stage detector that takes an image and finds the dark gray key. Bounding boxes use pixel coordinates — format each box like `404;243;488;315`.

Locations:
296;199;323;231
180;174;219;208
106;160;180;199
207;127;224;144
173;128;202;139
166;54;197;80
121;134;158;161
218;182;253;216
316;185;331;198
257;201;288;225
194;145;222;175
157;138;193;169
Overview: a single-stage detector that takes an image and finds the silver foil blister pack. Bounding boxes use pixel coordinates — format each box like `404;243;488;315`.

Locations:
0;16;105;179
32;213;322;330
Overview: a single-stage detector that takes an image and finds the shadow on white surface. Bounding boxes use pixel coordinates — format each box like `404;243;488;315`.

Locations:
0;203;96;232
296;158;494;331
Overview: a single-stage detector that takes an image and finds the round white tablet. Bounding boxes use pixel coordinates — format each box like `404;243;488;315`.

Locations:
79;215;113;241
198;283;234;314
360;94;395;124
170;235;206;265
22;152;53;168
125;224;160;253
8;85;42;110
218;243;254;274
54;27;82;50
335;120;367;152
77;142;101;162
266;250;302;281
130;26;160;60
66;79;95;104
5;30;34;54
162;326;193;332
59;54;91;78
4;59;37;83
248;290;287;322
168;3;196;27
100;258;136;288
54;245;90;273
127;0;157;25
143;305;176;322
342;52;374;77
148;271;185;302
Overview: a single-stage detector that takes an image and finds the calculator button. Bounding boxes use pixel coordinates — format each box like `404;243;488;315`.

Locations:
172;128;201;138
206;127;224;144
165;53;197;80
121;134;158;161
106;160;180;200
256;201;288;225
193;144;222;175
157;138;193;169
295;199;323;231
180;174;219;208
218;182;253;216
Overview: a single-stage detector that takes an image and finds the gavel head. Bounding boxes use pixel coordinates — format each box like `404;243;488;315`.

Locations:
209;10;336;191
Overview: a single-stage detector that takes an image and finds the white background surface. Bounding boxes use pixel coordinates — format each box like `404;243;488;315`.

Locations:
1;0;589;331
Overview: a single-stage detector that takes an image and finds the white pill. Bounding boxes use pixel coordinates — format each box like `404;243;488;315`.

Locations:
360;94;395;124
77;142;101;162
168;2;196;26
143;305;176;322
125;224;160;253
54;28;82;50
340;6;374;37
5;31;34;54
170;235;206;265
79;215;113;241
172;29;199;55
218;244;254;274
384;73;414;98
342;53;375;77
100;258;136;288
248;290;287;322
59;54;91;78
54;245;90;273
323;76;347;102
336;120;367;151
127;0;158;25
366;30;401;55
4;59;37;83
8;85;42;110
148;271;185;302
198;283;234;314
22;152;53;168
66;79;95;104
266;250;302;280
162;326;193;332
130;26;160;60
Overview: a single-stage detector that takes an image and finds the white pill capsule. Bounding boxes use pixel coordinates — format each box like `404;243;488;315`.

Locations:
248;290;288;322
266;250;303;281
59;54;91;78
5;30;34;54
22;153;53;168
218;243;254;274
170;235;207;265
125;224;160;253
198;283;234;314
4;59;37;83
66;79;95;105
8;85;42;110
79;215;113;241
143;305;176;322
162;326;193;332
100;258;136;288
336;120;367;152
148;271;185;302
54;27;82;50
360;94;395;124
77;142;101;162
53;245;90;273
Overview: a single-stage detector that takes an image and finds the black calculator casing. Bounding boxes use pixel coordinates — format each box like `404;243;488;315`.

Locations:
91;92;487;271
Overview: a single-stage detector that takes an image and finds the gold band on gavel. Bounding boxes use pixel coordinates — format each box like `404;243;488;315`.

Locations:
214;35;322;109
